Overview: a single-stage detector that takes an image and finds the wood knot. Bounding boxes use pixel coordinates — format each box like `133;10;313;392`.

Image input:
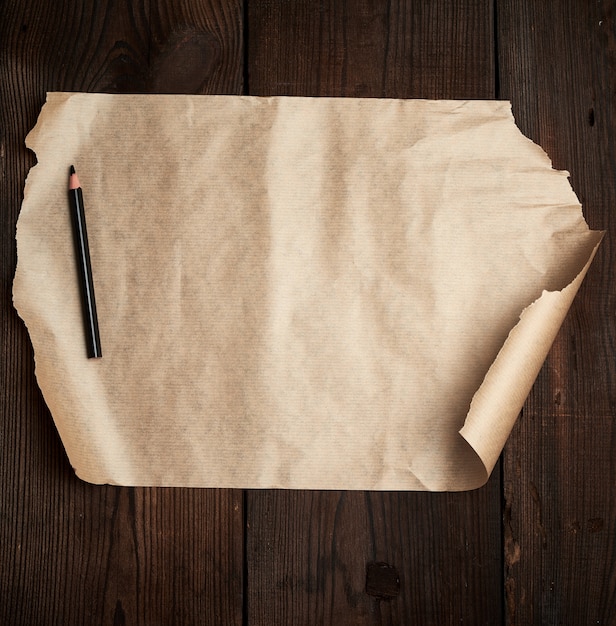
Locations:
365;561;400;600
149;27;219;93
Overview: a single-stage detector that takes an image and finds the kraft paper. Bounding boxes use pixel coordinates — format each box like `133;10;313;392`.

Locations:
13;93;602;490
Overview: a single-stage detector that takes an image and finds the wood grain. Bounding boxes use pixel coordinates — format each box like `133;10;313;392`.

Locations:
245;2;502;624
247;0;493;98
0;1;244;624
245;489;504;625
498;0;616;623
2;0;616;623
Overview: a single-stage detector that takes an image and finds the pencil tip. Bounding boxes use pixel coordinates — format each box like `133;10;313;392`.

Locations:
68;166;80;190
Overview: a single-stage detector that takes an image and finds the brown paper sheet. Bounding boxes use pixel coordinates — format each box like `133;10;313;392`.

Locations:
13;93;602;490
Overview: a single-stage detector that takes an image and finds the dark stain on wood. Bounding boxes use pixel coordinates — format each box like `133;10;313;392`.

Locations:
365;561;400;600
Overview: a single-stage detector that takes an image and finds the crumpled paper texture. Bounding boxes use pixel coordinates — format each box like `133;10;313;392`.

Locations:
13;93;602;490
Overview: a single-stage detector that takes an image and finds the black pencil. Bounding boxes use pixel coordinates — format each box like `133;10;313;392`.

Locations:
68;165;102;358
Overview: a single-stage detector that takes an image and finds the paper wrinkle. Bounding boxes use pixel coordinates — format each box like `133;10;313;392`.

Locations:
13;93;602;490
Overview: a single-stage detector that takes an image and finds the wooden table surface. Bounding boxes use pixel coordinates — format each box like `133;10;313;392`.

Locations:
1;1;614;624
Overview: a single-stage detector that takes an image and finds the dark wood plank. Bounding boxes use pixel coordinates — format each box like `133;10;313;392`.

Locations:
246;490;503;625
0;1;244;624
498;1;616;623
248;0;493;98
246;2;502;624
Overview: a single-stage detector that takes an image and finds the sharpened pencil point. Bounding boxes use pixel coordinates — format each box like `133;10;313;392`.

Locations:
69;166;80;190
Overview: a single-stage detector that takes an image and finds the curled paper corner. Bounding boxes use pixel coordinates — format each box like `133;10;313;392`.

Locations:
460;231;604;489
